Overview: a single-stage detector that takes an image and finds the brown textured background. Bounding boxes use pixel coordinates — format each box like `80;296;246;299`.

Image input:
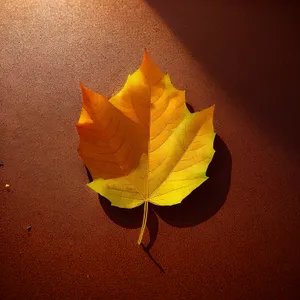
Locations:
1;0;300;299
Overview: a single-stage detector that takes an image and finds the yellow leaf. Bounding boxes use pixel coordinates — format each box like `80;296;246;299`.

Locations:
76;50;216;244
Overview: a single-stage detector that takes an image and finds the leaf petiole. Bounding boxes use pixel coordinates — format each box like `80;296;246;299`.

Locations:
138;201;148;244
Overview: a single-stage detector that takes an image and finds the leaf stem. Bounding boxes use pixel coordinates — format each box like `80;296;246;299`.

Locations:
138;201;148;245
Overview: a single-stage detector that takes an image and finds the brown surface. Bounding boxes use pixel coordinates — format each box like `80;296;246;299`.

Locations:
1;0;300;299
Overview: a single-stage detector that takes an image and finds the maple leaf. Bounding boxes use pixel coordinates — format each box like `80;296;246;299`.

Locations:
76;50;216;244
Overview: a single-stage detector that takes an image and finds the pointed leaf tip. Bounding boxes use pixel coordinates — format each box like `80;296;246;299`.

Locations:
139;51;164;85
143;48;150;61
80;82;88;92
80;82;91;99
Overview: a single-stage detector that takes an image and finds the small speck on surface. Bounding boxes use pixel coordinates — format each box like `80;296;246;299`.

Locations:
0;161;4;166
27;226;32;232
